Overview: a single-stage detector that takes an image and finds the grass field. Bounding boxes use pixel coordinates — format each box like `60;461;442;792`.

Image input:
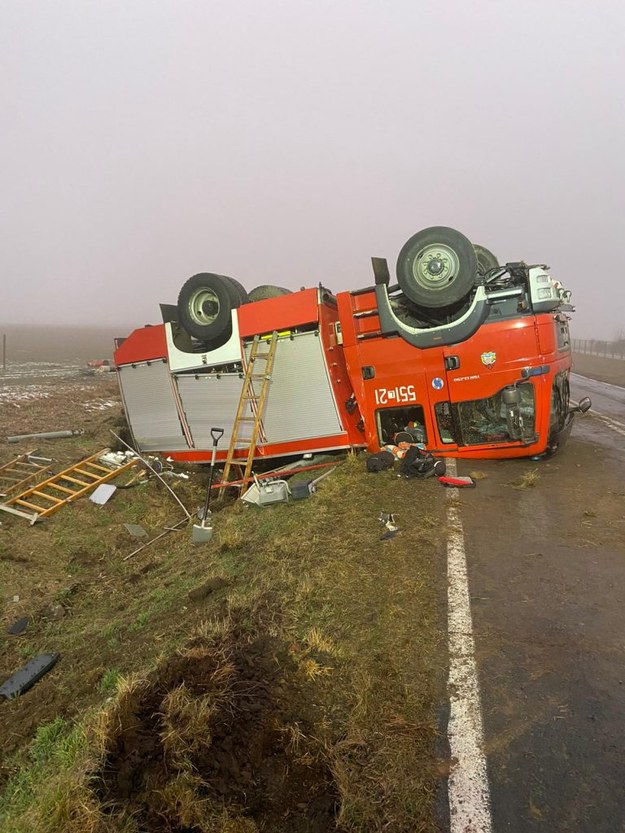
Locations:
2;350;618;831
0;376;448;832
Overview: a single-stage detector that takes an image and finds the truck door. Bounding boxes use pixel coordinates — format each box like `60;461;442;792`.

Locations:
426;347;540;452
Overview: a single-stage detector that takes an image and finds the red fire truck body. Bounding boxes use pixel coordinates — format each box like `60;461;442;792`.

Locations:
337;287;573;459
114;227;588;464
115;288;365;465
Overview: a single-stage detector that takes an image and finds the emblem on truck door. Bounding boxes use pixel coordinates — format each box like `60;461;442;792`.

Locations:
480;351;496;367
432;377;445;390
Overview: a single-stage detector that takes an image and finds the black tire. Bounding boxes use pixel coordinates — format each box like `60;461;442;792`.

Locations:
177;273;243;341
474;244;499;275
224;276;250;305
396;226;478;308
248;285;292;302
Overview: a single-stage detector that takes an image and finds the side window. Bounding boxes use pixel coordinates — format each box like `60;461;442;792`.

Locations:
376;405;427;446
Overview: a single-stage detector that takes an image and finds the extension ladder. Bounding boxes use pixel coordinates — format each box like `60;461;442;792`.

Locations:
0;452;52;498
219;332;278;494
0;450;138;524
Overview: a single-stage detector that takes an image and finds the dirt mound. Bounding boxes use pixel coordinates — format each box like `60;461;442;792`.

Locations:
97;624;339;832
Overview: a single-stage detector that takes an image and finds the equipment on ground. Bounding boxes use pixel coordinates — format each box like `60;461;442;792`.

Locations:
192;427;224;544
0;451;138;524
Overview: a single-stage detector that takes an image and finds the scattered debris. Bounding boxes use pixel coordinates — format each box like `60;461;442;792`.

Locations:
469;470;488;480
7;616;29;636
90;483;117;505
0;449;138;524
242;476;290;506
111;431;192;520
41;602;66;621
124;523;148;539
290;467;337;500
512;469;540;489
6;429;84;444
378;511;400;540
438;475;476;488
123;517;188;560
0;653;59;700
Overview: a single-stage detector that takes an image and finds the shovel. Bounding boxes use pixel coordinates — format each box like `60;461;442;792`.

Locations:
192;427;224;544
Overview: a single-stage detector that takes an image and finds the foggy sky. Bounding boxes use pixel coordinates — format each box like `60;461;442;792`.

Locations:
2;0;624;339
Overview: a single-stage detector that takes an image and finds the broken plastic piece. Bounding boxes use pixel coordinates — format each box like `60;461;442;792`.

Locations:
0;653;59;699
124;523;148;538
7;616;29;636
438;475;476;488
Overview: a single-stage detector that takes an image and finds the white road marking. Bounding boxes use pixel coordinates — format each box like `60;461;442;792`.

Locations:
592;412;625;437
445;458;492;833
571;372;625;393
571;402;625;438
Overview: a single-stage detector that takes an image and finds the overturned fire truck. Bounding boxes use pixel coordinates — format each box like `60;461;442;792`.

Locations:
114;226;590;465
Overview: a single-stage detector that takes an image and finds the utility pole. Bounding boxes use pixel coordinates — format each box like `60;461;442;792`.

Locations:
2;334;5;372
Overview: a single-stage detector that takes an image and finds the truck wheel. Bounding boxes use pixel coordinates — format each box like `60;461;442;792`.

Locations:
177;273;245;341
248;285;292;302
396;226;477;308
225;276;250;305
474;244;499;275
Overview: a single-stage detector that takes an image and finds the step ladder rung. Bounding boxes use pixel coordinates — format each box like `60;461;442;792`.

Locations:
60;475;90;487
73;467;101;479
80;462;112;473
15;498;47;511
47;483;76;495
31;490;63;503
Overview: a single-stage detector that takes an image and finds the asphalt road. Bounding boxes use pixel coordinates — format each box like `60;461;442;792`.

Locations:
455;376;625;832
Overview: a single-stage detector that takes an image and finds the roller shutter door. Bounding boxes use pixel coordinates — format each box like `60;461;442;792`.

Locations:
118;361;188;451
247;333;343;443
176;374;242;448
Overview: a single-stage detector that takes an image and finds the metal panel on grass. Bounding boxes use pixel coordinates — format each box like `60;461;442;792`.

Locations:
118;361;188;451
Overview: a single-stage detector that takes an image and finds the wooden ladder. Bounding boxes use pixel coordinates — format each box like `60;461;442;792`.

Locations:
0;450;138;524
0;452;52;498
219;332;278;494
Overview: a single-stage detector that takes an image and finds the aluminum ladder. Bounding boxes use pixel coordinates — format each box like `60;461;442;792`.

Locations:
219;332;278;495
0;450;138;524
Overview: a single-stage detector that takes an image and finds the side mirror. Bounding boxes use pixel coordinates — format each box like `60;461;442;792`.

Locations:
571;396;591;414
502;386;521;406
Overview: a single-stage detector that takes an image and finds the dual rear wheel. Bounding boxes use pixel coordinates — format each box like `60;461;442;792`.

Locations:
396;226;499;309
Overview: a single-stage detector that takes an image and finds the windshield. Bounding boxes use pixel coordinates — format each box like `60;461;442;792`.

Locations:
435;383;535;446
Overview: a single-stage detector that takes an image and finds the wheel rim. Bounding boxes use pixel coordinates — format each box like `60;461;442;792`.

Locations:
412;243;461;292
187;288;220;325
